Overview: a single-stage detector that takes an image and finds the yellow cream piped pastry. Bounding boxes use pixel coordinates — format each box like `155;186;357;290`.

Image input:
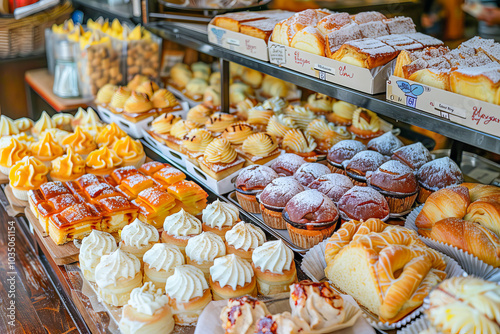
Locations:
50;147;86;182
203;86;221;109
136;81;159;98
79;230;118;282
151;89;178;110
0;116;19;137
236;98;257;120
71;107;87;129
143;243;185;290
124;91;154;114
262;97;288;114
185;78;208;101
266;115;297;139
282;129;317;161
187;104;213;125
241;133;280;165
230;83;254;105
182;129;214;164
10;156;48;201
349;107;384;142
248;106;274;130
0;137;29;175
205;113;238;134
170;63;192;89
85;146;122;176
112;136;146;168
32;111;55;138
80;107;104;137
170;120;200;140
329;100;357;125
96;122;127;147
52;113;74;131
151;114;181;135
95;84;118;106
221;122;254;146
119;282;174;334
127;74;149;91
285;106;316;130
61;126;96;158
306;118;351;154
110;87;132;113
13;117;33;133
12;133;35;147
40;128;70;143
199;138;244;181
306;93;335;114
30;131;65;167
261;76;289;98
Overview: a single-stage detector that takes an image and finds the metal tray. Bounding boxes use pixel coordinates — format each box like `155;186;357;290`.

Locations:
225;191;309;254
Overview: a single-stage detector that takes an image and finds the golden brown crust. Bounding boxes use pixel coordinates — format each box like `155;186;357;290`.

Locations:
225;242;253;262
210;276;257;300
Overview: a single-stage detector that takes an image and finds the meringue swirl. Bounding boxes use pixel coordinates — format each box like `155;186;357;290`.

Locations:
210;254;254;290
95;248;141;287
225;222;265;251
143;243;185;272
32;111;55;136
13;118;33;132
165;265;208;302
121;219;159;248
252;240;294;274
96;123;127;147
79;230;117;278
186;232;226;263
163;209;202;237
128;282;168;316
202;199;239;229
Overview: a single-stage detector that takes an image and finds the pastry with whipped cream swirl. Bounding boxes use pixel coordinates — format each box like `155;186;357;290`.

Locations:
161;209;202;254
14;117;32;134
119;282;174;334
50;147;86;182
282;129;317;162
349;108;384;142
186;231;226;279
220;296;270;334
61;126;96;158
209;253;257;300
186;104;213;125
10;156;48;201
202;199;240;239
329;100;357;125
306;93;335;114
165;265;212;325
168;120;201;152
225;222;266;262
120;218;159;261
306;118;351;154
112;136;146;168
79;230;117;282
95;122;127;147
241;133;280;166
30;131;64;167
205;112;238;134
247;105;274;132
52;113;74;132
252;240;297;295
290;281;345;330
85;146;123;176
199;138;245;181
221;122;254;146
285;105;316;130
0;137;29;175
31;111;54;138
143;243;185;290
95;248;143;306
181;128;214;166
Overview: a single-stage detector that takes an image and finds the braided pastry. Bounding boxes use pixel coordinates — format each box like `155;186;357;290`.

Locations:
325;225;446;323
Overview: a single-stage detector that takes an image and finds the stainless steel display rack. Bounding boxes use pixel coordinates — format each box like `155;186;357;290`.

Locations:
145;20;500;157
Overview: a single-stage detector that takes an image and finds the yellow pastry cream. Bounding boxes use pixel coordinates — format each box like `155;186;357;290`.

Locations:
170;120;200;140
124;91;153;114
204;138;238;164
10;156;49;199
236;98;257;120
332;101;357;121
39;128;70;143
205;113;238;133
85;146;122;172
247;106;274;127
351;108;380;132
112;136;146;167
186;78;208;99
95;84;118;106
151;114;181;135
61;126;96;156
229;83;253;105
80;107;104;137
30;131;65;165
182;129;214;153
282;129;317;154
187;104;213;125
52;113;74;131
136;81;159;98
242;133;278;157
170;63;192;89
221;122;254;145
261;97;288;113
0;115;19;136
71;107;87;128
13;117;33;133
285;106;316;130
306;118;351;152
266;115;297;138
306;93;335;113
151;89;178;110
110;87;132;112
127;74;148;91
0;137;30;175
51;147;86;181
32;111;55;137
96;122;127;147
12;133;35;147
203;86;221;107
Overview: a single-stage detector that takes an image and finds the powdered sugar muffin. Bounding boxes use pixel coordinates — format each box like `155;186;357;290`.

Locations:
293;162;330;187
308;173;354;203
270;153;306;177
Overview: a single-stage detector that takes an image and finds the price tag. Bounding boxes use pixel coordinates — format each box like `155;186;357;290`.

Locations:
435;102;466;119
314;64;335;75
269;44;286;65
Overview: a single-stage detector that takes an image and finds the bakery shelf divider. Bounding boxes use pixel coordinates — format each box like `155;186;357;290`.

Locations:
146;20;500;156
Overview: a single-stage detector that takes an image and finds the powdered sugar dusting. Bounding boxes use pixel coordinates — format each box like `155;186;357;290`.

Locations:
378;159;413;175
260;176;305;207
271;153;306;176
236;165;279;190
308;173;354;202
417;157;463;190
367;132;404;156
391;142;431;170
327;140;367;164
294;162;331;186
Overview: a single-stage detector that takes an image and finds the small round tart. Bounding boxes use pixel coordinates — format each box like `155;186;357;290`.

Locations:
344;150;389;186
416;157;463;203
270;153;306;177
337;186;390;222
161;209;202;254
367;132;404;156
293;162;330;187
308;173;354;203
326;140;366;174
367;160;418;213
209;254;257;300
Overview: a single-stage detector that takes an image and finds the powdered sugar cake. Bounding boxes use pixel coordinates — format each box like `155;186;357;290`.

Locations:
351;11;387;24
240;19;283;41
325;23;363;57
333;38;399;69
317;12;351;35
358;21;389;39
384;17;416;34
449;64;500;104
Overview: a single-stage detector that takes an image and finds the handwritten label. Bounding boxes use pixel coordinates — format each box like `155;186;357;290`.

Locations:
471;106;500;125
269;44;286;65
339;65;354;79
293;51;311;67
227;38;240;46
244;40;257;54
434;102;466;119
314;64;335;75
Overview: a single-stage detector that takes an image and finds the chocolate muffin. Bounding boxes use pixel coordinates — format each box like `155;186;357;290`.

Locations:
345;150;389;186
284;189;339;248
416;157;463;203
293;163;331;187
236;165;278;213
308;173;354;203
391;142;431;170
326;140;366;174
367;132;404;156
258;177;305;229
367;160;418;213
337;186;390;221
270;153;306;176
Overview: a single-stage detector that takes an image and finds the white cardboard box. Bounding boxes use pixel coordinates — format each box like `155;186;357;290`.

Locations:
207;24;270;61
185;159;241;195
386;75;500;138
268;41;393;94
142;128;189;168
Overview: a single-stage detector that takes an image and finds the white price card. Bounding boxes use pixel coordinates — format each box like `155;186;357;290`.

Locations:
269;44;286;66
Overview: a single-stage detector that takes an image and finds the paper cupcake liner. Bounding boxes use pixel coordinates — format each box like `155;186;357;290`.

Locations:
300;236;465;330
286;223;336;249
416;187;432;204
397;316;431;334
406;206;500;281
260;205;287;230
235;191;261;213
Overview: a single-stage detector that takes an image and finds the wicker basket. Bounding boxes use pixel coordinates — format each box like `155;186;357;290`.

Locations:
0;1;72;58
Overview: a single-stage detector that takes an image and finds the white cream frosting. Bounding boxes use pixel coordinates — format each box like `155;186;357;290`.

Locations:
95;248;141;287
202;200;239;229
210;254;254;290
225;222;265;251
0;116;19;136
33;111;55;135
186;232;226;263
143;243;184;272
252;240;294;274
121;218;159;248
165;265;208;302
127;282;169;316
163;209;202;237
79;230;117;275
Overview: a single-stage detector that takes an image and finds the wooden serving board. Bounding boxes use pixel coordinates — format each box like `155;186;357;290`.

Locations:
2;184;27;216
0;172;8;184
25;208;80;265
